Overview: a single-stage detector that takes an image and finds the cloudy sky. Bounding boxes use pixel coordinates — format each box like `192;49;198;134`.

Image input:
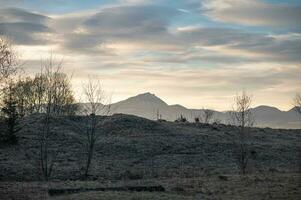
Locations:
0;0;300;110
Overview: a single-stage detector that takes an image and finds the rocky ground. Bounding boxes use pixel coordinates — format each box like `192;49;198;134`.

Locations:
0;114;300;199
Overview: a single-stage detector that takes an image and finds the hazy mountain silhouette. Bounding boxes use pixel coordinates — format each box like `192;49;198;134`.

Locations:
80;92;300;129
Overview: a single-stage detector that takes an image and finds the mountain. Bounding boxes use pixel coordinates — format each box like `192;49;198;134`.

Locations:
109;93;168;120
250;106;300;129
81;92;301;129
109;93;193;121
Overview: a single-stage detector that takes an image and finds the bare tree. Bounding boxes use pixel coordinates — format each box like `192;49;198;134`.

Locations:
294;93;301;115
38;58;61;181
231;91;254;175
36;56;75;180
0;37;21;144
12;77;35;117
71;77;110;179
31;73;47;113
0;37;19;85
203;109;214;124
82;78;109;116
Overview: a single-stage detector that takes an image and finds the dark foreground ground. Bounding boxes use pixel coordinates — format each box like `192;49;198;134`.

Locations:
1;173;300;200
0;114;300;199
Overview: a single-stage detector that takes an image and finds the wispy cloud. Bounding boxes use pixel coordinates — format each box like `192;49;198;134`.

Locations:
202;0;301;28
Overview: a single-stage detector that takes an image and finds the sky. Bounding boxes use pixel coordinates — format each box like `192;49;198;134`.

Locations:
0;0;300;111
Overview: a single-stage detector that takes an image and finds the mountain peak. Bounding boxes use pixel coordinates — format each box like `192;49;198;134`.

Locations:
137;92;156;98
135;92;166;103
90;93;301;129
252;105;281;112
120;92;167;106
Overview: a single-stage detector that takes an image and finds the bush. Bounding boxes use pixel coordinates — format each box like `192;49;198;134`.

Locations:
175;115;187;123
1;82;20;145
0;118;18;145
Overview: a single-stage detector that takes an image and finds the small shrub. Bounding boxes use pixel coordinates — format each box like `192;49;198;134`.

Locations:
194;117;200;123
218;175;228;181
175;115;187;123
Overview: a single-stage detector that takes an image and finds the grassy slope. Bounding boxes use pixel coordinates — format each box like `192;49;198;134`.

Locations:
0;114;300;199
0;114;300;181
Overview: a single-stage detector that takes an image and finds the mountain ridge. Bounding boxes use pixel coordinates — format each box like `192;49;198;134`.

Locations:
79;92;301;129
115;92;294;112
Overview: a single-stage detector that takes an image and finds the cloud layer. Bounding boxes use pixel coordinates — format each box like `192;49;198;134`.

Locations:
0;0;300;110
202;0;301;28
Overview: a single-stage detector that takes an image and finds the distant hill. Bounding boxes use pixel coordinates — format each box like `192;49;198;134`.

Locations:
79;92;301;129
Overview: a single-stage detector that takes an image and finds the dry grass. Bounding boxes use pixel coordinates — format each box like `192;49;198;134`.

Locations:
1;114;300;199
1;173;300;200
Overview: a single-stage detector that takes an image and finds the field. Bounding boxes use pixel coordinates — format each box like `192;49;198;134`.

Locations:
0;114;300;199
1;173;300;199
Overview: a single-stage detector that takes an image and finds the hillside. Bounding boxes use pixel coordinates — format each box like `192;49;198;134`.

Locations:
1;114;300;181
0;114;300;199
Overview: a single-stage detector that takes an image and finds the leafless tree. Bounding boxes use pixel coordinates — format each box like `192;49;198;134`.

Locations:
36;55;75;180
0;37;22;144
231;91;254;175
12;55;76;117
38;58;60;181
294;93;301;114
12;77;35;117
31;73;47;113
82;78;110;116
0;37;19;85
41;56;76;115
202;109;214;124
71;77;110;178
